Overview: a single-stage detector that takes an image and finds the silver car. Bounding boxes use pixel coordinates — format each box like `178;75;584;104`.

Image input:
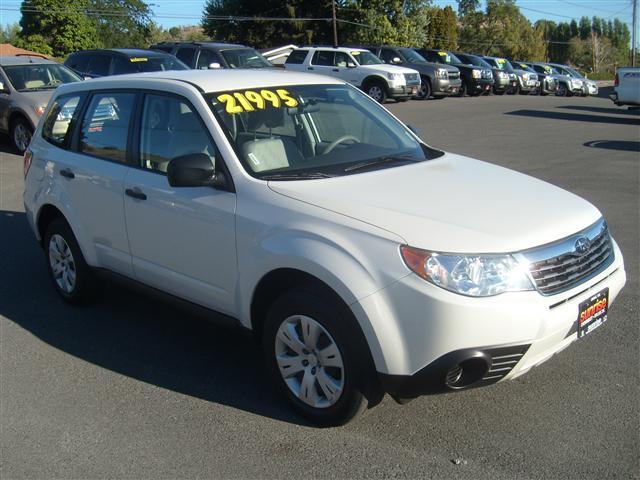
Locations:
0;56;82;152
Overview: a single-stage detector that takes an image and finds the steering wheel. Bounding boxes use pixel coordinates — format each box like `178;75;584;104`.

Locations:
324;135;360;154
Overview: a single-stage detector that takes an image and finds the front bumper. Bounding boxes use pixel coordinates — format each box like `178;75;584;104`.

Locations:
389;84;420;99
468;78;493;93
355;241;626;397
493;76;510;91
432;77;462;96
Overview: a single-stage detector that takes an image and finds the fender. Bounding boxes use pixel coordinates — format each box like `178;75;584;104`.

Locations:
360;74;389;90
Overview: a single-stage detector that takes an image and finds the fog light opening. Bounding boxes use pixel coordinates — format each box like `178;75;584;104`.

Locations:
445;357;489;389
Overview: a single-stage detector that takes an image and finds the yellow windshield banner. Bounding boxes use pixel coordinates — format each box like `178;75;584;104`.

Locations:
129;57;148;62
216;89;299;114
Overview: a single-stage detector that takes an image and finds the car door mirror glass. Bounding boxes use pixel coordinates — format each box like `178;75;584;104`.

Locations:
0;81;6;92
167;153;219;188
347;62;356;68
209;62;221;69
392;57;402;64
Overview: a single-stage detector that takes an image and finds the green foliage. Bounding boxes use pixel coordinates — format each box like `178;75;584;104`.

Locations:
90;0;152;49
17;0;100;57
457;0;479;18
0;23;21;44
422;6;458;50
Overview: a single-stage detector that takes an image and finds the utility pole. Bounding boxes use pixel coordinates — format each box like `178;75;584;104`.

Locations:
633;0;637;66
332;0;338;47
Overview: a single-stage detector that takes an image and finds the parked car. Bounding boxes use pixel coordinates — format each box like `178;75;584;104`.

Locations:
0;55;82;152
151;41;273;70
417;49;493;96
482;57;538;95
24;69;626;426
364;45;461;99
64;49;188;79
283;46;420;103
522;62;558;96
539;63;586;97
554;64;598;96
610;67;640;107
454;52;509;95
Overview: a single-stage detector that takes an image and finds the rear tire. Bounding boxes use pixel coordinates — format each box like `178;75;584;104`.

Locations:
263;287;370;427
44;217;96;304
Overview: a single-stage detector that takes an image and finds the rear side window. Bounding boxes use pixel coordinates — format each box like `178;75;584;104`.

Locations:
176;47;197;67
42;94;82;147
66;54;90;73
311;51;334;66
86;55;111;76
285;50;308;64
79;92;135;163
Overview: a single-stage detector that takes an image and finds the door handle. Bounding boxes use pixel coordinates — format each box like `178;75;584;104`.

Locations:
332;68;339;72
307;67;314;70
59;168;75;179
125;188;147;200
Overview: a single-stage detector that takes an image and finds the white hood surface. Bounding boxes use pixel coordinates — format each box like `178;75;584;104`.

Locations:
268;153;601;254
359;64;418;75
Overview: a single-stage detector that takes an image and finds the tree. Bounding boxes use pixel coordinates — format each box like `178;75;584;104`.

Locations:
90;0;153;48
578;16;591;39
17;0;100;57
0;23;21;44
457;0;479;17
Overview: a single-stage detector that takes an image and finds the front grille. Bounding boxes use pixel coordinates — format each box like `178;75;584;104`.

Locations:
520;218;614;296
403;72;420;85
481;69;493;79
529;73;538;81
448;71;460;80
479;345;530;386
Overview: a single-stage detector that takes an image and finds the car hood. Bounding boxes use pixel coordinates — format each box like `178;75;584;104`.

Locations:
15;89;54;108
268;153;601;253
358;64;418;75
409;61;459;73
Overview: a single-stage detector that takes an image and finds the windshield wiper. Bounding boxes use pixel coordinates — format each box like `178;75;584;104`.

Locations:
262;171;336;180
344;155;417;173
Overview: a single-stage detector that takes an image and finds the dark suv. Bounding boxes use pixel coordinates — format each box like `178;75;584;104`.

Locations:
64;49;188;78
151;42;273;70
417;49;493;97
364;46;460;99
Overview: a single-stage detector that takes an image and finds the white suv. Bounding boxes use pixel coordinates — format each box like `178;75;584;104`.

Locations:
284;46;420;103
24;69;626;426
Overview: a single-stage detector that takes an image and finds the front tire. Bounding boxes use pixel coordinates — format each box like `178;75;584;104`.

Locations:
415;78;431;100
365;81;388;103
44;217;96;304
10;116;33;154
263;288;369;427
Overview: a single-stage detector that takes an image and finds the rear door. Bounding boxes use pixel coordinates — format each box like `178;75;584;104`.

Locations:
123;92;237;314
52;90;136;275
308;50;336;77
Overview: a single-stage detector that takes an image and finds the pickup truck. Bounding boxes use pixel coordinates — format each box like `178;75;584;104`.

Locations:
610;67;640;107
284;46;420;103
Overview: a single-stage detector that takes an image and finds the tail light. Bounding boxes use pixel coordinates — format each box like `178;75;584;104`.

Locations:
23;148;33;178
614;73;619;86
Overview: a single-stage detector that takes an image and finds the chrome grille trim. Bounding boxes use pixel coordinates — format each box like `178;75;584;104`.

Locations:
403;73;420;85
517;218;614;296
448;71;460;80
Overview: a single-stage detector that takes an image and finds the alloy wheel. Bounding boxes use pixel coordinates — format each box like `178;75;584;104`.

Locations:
48;234;77;294
368;86;383;102
274;314;345;408
13;123;31;152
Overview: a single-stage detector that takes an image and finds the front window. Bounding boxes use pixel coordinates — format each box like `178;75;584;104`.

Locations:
398;48;426;63
352;51;383;66
220;48;271;68
2;64;81;91
208;84;441;179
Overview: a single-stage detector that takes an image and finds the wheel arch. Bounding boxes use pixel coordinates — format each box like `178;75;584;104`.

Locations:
9;109;35;130
361;74;389;91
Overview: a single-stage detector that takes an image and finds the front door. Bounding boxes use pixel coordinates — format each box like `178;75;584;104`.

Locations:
123;92;237;314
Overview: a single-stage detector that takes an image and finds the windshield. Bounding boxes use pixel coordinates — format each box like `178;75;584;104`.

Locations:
460;55;491;68
221;48;272;68
2;64;81;91
208;84;441;179
565;67;583;78
435;51;462;65
516;62;535;72
351;50;383;65
399;48;426;63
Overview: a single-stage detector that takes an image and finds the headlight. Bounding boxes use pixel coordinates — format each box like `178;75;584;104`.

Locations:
387;72;404;81
400;246;534;297
34;105;46;116
522;73;530;81
472;69;481;79
498;71;507;79
435;68;448;79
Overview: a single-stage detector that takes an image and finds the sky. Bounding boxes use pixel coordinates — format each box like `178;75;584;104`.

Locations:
0;0;636;45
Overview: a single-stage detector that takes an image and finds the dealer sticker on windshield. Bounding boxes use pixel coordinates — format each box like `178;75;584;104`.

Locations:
577;288;609;338
216;89;298;114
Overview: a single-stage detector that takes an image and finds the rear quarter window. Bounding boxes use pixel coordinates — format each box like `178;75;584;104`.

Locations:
42;94;83;147
285;50;309;64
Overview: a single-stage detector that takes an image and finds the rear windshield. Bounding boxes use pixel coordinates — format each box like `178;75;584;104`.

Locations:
2;64;81;91
115;55;188;74
221;48;272;68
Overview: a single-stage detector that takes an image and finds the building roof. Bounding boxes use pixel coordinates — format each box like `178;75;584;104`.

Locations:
0;44;51;58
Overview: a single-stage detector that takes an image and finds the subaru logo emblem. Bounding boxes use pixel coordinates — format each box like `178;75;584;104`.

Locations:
574;237;590;255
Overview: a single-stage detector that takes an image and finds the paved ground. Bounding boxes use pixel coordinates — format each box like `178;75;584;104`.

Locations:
1;93;638;479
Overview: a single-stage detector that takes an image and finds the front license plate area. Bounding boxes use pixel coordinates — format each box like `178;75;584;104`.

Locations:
577;288;609;338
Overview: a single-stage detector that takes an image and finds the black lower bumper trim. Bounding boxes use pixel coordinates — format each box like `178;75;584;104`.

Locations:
379;344;531;399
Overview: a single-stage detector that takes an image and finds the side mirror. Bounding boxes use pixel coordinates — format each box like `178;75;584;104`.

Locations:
83;76;92;81
392;57;402;64
0;81;6;92
167;153;227;189
406;124;421;138
208;62;221;69
347;62;356;68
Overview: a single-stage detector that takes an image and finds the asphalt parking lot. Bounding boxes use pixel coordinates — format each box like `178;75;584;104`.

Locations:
1;92;638;479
